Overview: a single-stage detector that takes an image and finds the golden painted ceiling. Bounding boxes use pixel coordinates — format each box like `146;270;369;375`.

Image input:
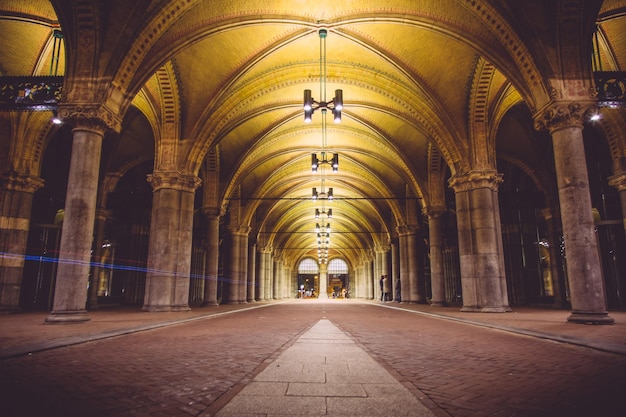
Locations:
1;0;624;267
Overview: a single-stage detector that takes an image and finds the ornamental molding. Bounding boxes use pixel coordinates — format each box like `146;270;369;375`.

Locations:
448;170;503;192
0;172;45;193
533;100;598;133
58;103;123;134
608;172;626;191
147;171;201;192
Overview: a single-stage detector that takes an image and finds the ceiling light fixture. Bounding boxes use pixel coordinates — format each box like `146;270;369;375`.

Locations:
303;29;343;123
51;109;62;125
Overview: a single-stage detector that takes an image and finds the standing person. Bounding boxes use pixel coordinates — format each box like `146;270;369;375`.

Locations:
379;275;384;301
382;275;390;302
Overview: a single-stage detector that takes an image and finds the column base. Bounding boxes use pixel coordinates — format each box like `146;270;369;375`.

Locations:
141;305;191;312
460;305;511;313
45;310;91;324
430;301;448;307
202;301;220;307
567;311;614;325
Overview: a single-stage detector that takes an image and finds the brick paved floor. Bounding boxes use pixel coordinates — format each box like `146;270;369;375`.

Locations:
1;300;625;417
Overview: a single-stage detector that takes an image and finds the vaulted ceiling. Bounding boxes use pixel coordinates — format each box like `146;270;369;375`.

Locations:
1;0;624;269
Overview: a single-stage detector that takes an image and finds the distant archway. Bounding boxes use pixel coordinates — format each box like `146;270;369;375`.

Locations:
297;258;319;298
328;259;349;298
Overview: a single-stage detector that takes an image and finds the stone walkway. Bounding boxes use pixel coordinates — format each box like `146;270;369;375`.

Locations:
210;319;435;417
1;300;625;417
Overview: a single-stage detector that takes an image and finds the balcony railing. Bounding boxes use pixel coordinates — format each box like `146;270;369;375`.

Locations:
0;76;63;111
594;71;626;108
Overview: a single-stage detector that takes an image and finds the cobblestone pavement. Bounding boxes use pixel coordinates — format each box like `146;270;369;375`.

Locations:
1;300;625;417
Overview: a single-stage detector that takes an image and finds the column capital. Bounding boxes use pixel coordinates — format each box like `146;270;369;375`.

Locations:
536;207;558;221
58;103;123;134
533;100;598;133
0;172;44;193
374;244;390;253
259;244;273;254
608;172;626;191
448;170;503;192
228;225;251;236
95;208;112;221
202;206;221;217
396;224;419;236
147;171;202;193
422;205;447;219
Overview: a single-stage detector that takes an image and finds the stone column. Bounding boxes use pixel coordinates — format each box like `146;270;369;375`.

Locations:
142;172;201;312
46;119;108;323
272;255;280;299
538;207;567;309
202;210;220;306
406;228;425;303
374;249;383;301
319;262;328;298
225;227;249;304
268;251;274;299
391;241;400;302
608;172;626;233
248;242;256;302
398;228;409;303
261;246;272;300
0;173;44;311
283;265;292;298
350;265;358;298
257;246;266;301
535;102;613;324
87;208;111;309
427;207;448;307
449;170;510;313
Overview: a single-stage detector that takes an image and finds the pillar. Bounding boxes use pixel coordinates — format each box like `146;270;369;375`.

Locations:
398;228;409;302
0;173;44;311
238;231;249;302
46;119;108;323
225;227;249;304
608;172;626;233
427;207;447;307
391;242;400;302
535;102;613;324
248;242;256;302
538;207;567;309
260;246;272;300
272;255;280;299
202;210;220;306
449;170;510;313
142;172;201;312
257;245;266;301
87;208;111;309
319;262;328;298
406;228;426;303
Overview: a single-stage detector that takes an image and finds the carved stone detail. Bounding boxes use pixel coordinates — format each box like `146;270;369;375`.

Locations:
57;103;123;134
448;170;503;192
0;172;45;193
147;171;202;192
533;101;598;133
608;172;626;192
